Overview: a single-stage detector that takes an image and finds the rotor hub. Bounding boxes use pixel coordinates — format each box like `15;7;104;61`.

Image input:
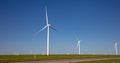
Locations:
48;24;51;26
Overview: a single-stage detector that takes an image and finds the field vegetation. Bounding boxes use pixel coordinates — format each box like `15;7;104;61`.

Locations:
0;54;120;63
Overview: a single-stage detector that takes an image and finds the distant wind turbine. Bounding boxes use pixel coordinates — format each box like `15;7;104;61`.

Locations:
77;39;81;55
14;51;19;55
37;6;56;56
114;42;118;55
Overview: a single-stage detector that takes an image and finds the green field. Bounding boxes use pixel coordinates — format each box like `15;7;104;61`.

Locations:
72;59;120;63
0;54;120;63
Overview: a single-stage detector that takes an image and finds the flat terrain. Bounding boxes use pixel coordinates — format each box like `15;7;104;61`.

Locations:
0;55;120;63
14;57;120;63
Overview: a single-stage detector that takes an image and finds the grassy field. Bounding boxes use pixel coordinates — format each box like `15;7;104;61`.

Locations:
0;54;120;63
72;59;120;63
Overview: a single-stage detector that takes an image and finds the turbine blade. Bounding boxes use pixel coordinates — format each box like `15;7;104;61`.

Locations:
45;6;49;25
36;25;47;34
50;26;57;32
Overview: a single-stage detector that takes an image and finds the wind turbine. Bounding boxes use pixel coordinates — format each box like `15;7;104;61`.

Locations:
77;39;81;55
37;6;56;56
114;42;118;55
14;51;19;56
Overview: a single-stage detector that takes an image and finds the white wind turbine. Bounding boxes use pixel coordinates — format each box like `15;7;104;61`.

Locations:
37;6;56;56
77;39;81;55
114;42;118;55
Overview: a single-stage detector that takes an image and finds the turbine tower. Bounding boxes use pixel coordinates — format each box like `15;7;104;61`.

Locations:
114;42;118;55
77;39;81;55
37;6;56;56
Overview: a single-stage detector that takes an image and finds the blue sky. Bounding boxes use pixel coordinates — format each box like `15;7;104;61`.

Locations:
0;0;120;55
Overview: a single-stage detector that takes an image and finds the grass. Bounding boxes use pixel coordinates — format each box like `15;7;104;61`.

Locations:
72;59;120;63
0;54;120;63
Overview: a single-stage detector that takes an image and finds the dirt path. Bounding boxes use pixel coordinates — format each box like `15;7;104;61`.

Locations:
14;58;120;63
